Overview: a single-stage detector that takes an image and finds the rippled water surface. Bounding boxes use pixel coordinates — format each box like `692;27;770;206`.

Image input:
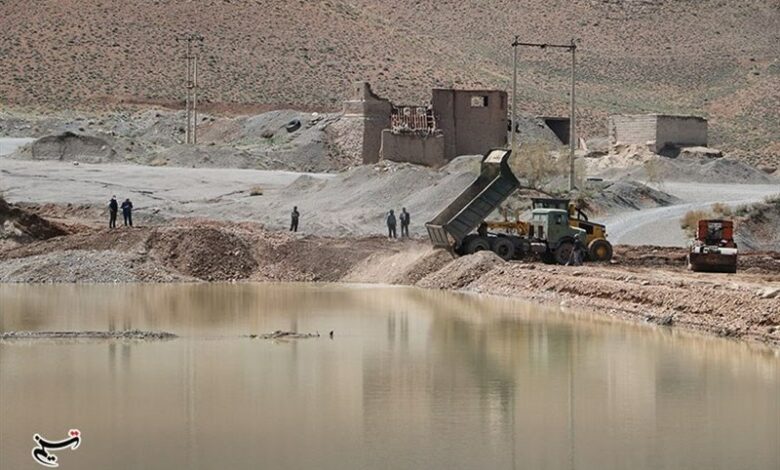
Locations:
1;283;778;469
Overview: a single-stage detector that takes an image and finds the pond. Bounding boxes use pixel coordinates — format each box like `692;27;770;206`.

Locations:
1;283;777;469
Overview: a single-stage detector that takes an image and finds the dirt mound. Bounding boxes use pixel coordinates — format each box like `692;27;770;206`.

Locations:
417;251;503;290
586;180;680;214
736;196;780;252
24;132;117;163
0;197;68;246
146;227;258;281
587;147;775;184
343;244;453;284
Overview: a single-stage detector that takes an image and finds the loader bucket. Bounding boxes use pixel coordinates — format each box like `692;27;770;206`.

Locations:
688;252;737;273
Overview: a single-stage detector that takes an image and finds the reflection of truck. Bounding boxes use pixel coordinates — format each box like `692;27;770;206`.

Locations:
425;148;612;263
687;219;737;273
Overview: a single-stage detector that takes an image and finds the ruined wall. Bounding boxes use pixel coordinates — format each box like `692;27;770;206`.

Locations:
432;89;507;160
655;115;708;149
609;115;657;147
609;114;708;151
380;130;445;167
341;82;392;164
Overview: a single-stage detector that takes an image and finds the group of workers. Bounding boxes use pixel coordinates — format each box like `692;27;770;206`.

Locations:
289;206;412;239
385;208;410;239
107;196;134;228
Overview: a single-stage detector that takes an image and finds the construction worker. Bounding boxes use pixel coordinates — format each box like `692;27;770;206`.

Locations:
290;206;300;232
567;233;585;266
386;209;397;239
121;198;133;227
400;207;410;237
108;195;118;228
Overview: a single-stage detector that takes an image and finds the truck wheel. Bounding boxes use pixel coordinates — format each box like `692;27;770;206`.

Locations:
465;236;490;255
555;242;574;265
491;237;515;260
588;239;613;262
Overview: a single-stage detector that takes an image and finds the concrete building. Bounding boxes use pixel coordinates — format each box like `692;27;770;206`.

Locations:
341;83;508;167
608;114;708;152
342;82;392;164
431;88;508;160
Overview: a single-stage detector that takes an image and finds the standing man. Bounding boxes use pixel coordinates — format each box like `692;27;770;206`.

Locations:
400;207;410;238
290;206;300;232
386;209;397;239
108;195;118;228
567;233;585;266
121;198;133;227
401;207;411;238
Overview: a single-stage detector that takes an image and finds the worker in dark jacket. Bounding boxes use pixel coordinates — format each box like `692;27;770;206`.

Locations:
400;207;410;238
108;195;118;228
567;233;585;266
290;206;300;232
386;209;397;239
121;198;133;227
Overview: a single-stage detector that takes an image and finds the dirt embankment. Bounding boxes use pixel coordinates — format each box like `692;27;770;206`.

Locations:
1;213;778;347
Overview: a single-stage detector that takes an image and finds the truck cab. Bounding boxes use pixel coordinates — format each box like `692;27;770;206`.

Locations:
528;208;586;264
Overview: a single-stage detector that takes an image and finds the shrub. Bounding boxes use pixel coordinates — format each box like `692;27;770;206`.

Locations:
711;202;732;217
680;209;710;235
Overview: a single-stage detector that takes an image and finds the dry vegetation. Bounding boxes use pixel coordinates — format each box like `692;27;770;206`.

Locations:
0;0;778;164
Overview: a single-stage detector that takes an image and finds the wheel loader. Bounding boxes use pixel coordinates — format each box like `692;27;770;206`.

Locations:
425;148;612;264
687;219;737;273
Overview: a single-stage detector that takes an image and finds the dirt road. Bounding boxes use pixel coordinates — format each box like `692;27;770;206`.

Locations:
604;182;779;246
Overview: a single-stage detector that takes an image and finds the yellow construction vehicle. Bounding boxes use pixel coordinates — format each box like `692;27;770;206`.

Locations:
529;198;612;261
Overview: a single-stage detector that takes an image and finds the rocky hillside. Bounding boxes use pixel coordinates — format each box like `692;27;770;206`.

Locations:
1;0;778;163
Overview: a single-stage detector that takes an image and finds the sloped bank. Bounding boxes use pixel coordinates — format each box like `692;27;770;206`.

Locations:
0;220;778;348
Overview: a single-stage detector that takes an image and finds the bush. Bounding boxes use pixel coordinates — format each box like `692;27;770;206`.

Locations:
711;202;732;217
512;141;567;189
680;209;710;235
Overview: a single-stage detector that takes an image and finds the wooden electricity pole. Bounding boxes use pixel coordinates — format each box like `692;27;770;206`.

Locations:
177;33;204;145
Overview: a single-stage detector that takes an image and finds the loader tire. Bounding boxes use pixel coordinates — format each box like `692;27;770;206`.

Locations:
588;239;613;262
491;237;515;260
465;236;490;255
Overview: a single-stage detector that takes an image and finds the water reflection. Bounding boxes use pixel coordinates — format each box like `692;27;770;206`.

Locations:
1;283;778;469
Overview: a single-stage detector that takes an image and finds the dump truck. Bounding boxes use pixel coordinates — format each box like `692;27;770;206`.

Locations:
425;148;612;263
687;219;737;273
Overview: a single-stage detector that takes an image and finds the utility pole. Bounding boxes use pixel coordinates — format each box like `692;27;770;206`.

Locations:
511;38;578;191
177;33;204;145
511;36;519;156
569;39;577;192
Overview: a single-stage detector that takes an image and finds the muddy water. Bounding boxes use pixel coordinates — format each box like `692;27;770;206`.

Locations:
0;283;777;470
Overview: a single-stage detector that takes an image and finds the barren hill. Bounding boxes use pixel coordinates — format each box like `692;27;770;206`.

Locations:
1;0;778;163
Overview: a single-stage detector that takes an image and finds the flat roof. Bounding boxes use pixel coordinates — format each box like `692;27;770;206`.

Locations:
611;113;707;121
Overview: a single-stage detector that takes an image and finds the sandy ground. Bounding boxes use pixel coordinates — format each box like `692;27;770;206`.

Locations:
605;182;780;246
0;138;35;156
2;161;778;347
0;217;777;347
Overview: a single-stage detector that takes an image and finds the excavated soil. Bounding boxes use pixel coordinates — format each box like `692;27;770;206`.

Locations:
1;216;778;347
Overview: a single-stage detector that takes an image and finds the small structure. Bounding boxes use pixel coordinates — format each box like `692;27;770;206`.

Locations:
431;88;508;160
609;114;708;152
341;83;508;167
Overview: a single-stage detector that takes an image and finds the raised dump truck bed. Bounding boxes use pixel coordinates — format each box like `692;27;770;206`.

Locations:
425;149;519;251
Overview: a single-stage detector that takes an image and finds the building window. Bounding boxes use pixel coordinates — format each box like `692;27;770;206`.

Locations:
470;95;488;107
